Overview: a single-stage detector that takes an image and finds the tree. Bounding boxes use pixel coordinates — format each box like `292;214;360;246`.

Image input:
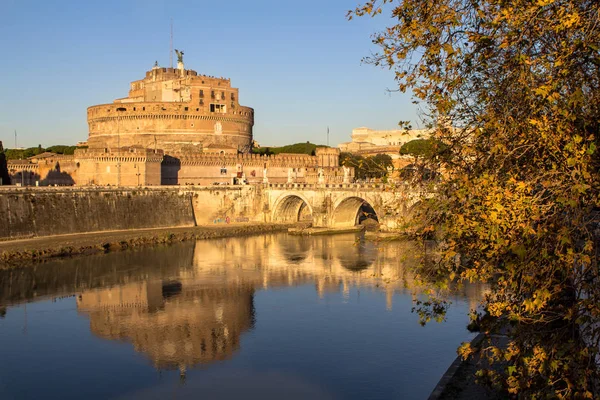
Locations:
351;1;599;398
399;138;448;159
340;152;367;179
4;145;78;160
252;142;328;156
46;145;77;155
0;142;10;185
5;146;45;160
365;153;393;179
340;152;393;180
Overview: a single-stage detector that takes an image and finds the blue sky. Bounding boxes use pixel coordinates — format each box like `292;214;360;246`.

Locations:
0;0;419;148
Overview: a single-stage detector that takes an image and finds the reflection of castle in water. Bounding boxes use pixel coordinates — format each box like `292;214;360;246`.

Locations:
77;281;255;371
72;234;486;371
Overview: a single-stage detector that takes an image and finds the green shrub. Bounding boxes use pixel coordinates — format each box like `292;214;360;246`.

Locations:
399;139;448;158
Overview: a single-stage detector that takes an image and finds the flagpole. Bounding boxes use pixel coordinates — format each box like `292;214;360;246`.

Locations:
327;126;329;147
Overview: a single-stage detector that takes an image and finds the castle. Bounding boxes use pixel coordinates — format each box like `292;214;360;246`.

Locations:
6;54;352;186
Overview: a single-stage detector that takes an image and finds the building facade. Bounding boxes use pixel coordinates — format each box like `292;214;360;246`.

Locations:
339;127;430;155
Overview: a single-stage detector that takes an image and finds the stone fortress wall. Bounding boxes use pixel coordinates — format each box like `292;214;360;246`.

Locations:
0;187;196;239
87;102;254;154
7;147;352;187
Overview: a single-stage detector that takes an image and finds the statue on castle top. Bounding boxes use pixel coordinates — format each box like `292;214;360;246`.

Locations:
175;49;184;63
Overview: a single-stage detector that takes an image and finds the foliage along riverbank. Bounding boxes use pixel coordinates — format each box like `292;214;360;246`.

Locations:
0;223;295;269
352;0;600;397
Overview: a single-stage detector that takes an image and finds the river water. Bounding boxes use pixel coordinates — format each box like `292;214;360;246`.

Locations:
0;233;484;400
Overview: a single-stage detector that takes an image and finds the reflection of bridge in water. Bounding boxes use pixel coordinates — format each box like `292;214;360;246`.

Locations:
68;234;486;372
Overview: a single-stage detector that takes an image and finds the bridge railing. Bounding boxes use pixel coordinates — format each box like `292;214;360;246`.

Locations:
263;182;411;191
0;181;434;194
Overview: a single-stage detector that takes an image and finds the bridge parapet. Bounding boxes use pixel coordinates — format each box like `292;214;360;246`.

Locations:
263;182;404;192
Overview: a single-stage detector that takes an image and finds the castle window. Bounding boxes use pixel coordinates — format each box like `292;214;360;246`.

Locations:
210;104;226;113
196;108;199;111
143;107;145;111
200;99;204;105
211;91;215;99
199;90;204;98
221;91;225;100
184;107;189;111
231;93;235;101
133;107;136;111
117;107;126;111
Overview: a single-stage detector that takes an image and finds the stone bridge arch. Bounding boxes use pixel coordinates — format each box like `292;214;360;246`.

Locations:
272;193;313;223
330;195;383;228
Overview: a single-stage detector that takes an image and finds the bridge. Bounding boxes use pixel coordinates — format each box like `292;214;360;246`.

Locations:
263;183;427;230
0;183;430;240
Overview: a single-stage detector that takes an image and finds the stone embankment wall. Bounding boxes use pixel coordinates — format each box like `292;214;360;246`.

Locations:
0;188;197;240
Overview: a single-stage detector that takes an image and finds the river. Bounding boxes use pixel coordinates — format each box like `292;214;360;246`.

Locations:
0;233;484;399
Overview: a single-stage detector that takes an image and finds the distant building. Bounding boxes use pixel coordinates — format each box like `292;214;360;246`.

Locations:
339;127;430;155
338;127;431;171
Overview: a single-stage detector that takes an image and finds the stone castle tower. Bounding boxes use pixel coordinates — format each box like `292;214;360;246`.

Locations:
86;57;254;155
